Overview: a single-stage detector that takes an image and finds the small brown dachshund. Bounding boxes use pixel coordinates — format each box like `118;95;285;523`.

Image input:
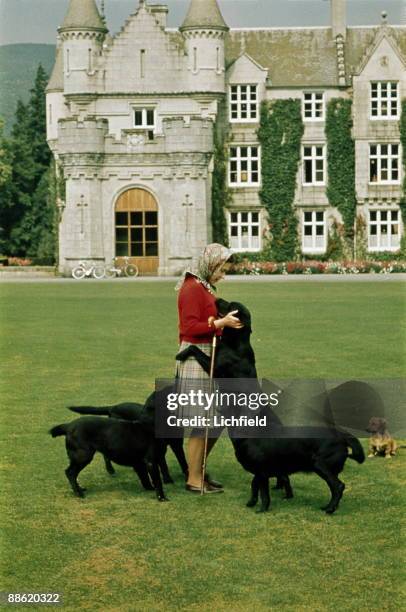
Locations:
366;417;397;458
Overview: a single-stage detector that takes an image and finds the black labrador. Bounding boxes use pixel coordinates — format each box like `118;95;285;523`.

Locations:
176;298;365;513
49;416;168;502
176;298;291;497
68;393;188;484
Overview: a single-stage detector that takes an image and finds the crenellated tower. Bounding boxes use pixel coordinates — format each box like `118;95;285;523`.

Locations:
58;0;108;95
180;0;229;93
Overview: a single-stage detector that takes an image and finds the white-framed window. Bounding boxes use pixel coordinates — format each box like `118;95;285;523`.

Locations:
133;108;156;130
368;209;401;251
229;146;260;187
303;92;325;121
229;85;258;122
369;143;400;184
370;82;399;119
302;210;326;252
303;145;325;185
228;211;261;251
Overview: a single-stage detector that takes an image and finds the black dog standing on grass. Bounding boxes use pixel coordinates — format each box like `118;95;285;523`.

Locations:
68;393;189;483
176;298;365;514
49;416;168;502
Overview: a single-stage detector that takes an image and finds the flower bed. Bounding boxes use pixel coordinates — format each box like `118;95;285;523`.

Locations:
7;257;34;267
227;260;406;275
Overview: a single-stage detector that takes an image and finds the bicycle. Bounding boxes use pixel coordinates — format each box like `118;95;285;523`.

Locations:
71;261;106;280
104;256;139;278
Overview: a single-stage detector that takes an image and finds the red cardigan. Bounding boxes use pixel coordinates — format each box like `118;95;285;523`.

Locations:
178;275;221;344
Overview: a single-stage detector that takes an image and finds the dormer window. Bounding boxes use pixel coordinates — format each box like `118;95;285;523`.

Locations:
230;85;258;122
303;92;325;121
370;82;399;119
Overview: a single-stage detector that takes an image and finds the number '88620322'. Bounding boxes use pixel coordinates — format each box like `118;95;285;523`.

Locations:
5;593;61;604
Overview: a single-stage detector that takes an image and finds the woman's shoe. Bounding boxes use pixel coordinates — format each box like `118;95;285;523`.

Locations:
185;483;224;494
205;473;223;489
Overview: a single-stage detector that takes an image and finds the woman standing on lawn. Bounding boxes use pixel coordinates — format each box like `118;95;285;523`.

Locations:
176;243;242;493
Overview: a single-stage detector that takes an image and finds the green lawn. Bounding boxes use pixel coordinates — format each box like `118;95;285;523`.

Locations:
0;280;405;611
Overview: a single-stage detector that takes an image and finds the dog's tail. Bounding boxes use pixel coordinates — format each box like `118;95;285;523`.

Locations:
344;433;365;464
68;405;111;416
49;423;69;438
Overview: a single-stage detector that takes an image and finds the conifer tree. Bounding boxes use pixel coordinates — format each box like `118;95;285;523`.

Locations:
1;64;55;258
0;119;13;253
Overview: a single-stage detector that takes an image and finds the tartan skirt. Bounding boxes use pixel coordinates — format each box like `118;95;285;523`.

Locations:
175;341;215;422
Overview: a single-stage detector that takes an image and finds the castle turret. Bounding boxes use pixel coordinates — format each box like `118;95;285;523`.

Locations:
58;0;108;95
180;0;229;93
46;38;65;142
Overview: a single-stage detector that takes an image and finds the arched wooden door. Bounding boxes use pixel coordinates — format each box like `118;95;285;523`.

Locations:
115;188;159;275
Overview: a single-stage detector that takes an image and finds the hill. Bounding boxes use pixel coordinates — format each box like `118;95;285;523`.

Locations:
0;44;56;134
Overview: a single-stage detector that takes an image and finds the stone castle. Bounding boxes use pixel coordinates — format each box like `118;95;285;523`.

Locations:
46;0;406;275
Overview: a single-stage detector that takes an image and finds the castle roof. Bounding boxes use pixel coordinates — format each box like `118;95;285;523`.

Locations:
59;0;107;31
180;0;228;31
46;46;63;92
224;26;406;87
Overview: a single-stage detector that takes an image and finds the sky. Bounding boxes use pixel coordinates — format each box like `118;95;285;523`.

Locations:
0;0;404;45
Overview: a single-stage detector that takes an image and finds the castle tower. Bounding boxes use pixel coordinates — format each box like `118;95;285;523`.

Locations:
180;0;229;92
58;0;108;95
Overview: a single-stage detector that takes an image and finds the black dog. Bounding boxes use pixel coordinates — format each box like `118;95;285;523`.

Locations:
176;298;291;497
68;395;188;484
177;298;258;379
49;416;168;501
176;298;365;513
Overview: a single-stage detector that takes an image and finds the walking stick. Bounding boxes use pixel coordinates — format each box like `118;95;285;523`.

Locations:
201;333;217;495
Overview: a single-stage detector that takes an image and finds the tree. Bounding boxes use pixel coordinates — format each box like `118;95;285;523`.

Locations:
27;64;51;176
0;119;13;252
0;64;55;259
0;119;12;188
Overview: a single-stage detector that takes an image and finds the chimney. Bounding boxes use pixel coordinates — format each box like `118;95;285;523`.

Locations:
331;0;346;39
150;4;169;28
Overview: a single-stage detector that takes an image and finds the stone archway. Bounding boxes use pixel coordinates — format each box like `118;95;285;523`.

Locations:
115;188;159;275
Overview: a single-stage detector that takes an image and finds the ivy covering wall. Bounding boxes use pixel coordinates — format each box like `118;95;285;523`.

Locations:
211;103;231;247
257;99;304;262
325;98;357;242
400;100;406;223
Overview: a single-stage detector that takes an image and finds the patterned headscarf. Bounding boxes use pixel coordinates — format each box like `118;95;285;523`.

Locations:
175;243;231;292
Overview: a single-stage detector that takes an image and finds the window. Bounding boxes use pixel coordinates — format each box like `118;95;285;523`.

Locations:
368;210;400;251
303;145;325;185
369;144;400;184
303;92;325;121
229;211;261;251
134;108;156;130
370;82;399;119
230;85;258;122
115;210;158;257
302;211;326;252
229;146;260;186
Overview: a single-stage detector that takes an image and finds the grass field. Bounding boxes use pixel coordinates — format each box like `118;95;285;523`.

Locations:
0;280;405;611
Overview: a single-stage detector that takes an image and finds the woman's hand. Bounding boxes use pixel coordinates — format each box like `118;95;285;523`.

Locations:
214;310;243;330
